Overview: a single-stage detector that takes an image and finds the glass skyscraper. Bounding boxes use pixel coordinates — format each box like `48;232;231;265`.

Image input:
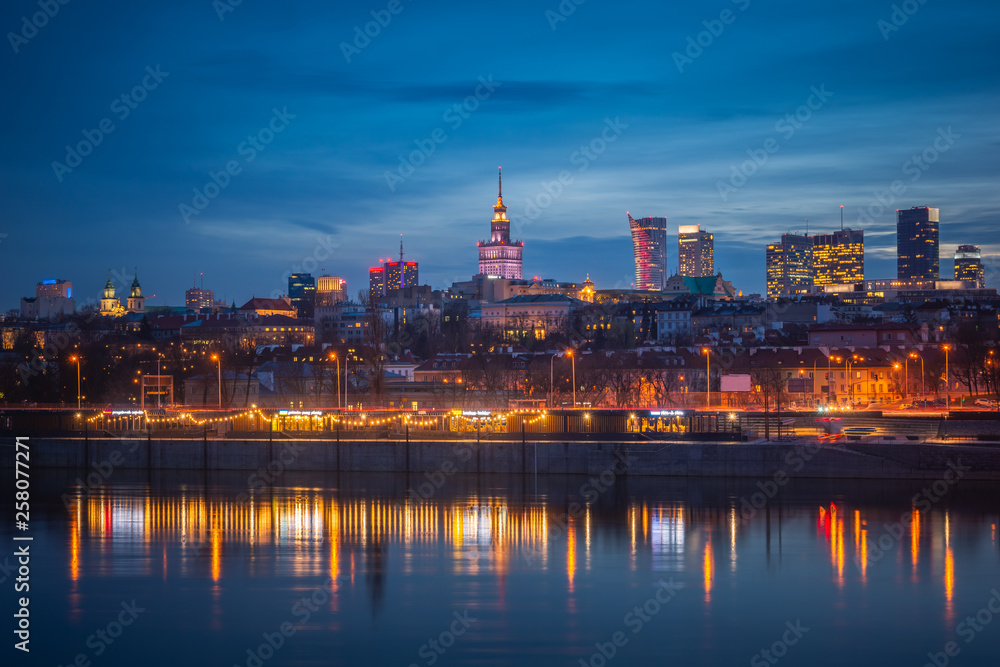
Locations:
954;245;985;287
288;273;316;318
766;234;814;299
628;214;668;290
678;224;714;277
897;207;940;282
812;228;864;286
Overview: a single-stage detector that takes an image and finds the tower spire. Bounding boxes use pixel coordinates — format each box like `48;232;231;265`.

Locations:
400;234;404;263
498;166;502;198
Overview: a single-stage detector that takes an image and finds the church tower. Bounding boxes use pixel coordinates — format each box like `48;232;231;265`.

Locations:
127;268;145;313
99;270;122;316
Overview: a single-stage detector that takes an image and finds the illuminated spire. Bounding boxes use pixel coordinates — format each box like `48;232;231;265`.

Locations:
495;166;505;211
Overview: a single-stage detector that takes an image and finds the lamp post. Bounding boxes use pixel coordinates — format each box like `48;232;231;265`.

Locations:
568;350;576;408
702;347;711;410
157;354;163;408
211;354;222;408
904;353;910;400
329;352;341;409
910;352;924;403
828;353;838;406
943;344;951;408
70;355;81;410
549;351;560;408
344;352;350;411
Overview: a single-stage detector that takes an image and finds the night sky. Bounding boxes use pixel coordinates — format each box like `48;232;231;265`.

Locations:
2;0;998;309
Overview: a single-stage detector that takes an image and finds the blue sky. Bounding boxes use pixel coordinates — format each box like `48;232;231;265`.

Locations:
2;0;998;308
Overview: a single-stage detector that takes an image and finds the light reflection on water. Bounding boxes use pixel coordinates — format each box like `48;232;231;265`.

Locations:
8;472;1000;666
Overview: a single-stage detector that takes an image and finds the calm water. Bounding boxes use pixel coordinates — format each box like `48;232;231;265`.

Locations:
4;469;1000;666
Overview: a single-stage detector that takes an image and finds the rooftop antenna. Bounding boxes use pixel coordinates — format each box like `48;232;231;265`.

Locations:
399;234;404;264
498;166;502;197
805;218;809;235
840;204;844;231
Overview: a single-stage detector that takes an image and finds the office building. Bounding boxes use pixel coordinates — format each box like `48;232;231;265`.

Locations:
766;234;813;299
288;273;317;318
812;228;864;286
678;225;714;277
897;207;940;282
316;275;347;306
477;168;523;279
20;278;76;319
186;287;215;310
954;245;985;287
627;214;668;291
370;243;418;298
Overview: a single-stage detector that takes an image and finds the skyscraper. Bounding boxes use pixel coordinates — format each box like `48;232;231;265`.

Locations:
897;207;940;282
370;238;419;297
812;228;864;286
678;225;714;277
627;213;668;291
288;273;316;318
766;234;813;299
954;245;985;287
478;168;523;279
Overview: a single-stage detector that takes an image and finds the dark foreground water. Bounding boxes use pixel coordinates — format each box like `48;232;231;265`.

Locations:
3;469;1000;667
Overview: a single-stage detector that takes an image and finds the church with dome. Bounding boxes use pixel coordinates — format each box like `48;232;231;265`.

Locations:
99;269;146;316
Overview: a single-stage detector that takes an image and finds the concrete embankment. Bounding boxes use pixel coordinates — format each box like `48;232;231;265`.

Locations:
3;437;1000;480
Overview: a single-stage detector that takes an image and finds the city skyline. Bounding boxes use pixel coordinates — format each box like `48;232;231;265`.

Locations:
2;1;998;308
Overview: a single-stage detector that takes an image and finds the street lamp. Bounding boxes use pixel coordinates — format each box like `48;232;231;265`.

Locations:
549;351;560;408
828;354;840;405
909;352;924;402
567;350;576;408
702;347;711;410
943;344;951;408
69;355;81;410
329;352;341;409
211;354;222;408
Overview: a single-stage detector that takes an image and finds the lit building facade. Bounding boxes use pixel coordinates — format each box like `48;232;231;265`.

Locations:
316;275;347;306
678;225;714;277
185;287;215;310
99;271;124;317
897;207;940;282
628;214;668;290
288;273;316;318
478;168;523;279
812;228;864;286
20;278;75;319
766;234;813;299
369;261;418;297
954;245;985;287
